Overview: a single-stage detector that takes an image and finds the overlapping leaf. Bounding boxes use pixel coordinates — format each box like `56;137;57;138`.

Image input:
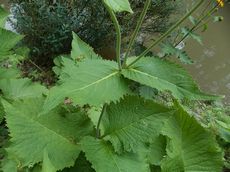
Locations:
81;136;149;172
123;57;221;100
0;28;23;58
43;59;130;113
0;67;20;80
161;103;223;171
0;78;47;99
71;32;101;61
101;96;173;152
147;135;167;166
103;0;133;13
2;97;94;171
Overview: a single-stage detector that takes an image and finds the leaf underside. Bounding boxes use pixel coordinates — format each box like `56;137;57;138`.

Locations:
123;57;221;100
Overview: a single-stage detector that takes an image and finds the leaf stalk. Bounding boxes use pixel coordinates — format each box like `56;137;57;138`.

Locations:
96;104;107;138
122;0;151;67
103;2;122;70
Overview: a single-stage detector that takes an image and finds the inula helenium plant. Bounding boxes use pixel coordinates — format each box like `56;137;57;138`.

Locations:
0;0;229;171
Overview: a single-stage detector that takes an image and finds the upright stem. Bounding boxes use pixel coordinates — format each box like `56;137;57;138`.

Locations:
96;104;107;139
122;0;151;67
104;3;122;70
127;0;205;67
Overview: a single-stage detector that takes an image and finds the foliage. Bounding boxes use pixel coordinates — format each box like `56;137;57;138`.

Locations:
0;1;229;172
8;0;182;64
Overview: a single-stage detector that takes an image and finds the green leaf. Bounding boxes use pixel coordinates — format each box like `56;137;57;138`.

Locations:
1;158;18;172
0;67;20;80
181;27;203;45
161;103;223;172
147;135;167;166
0;78;48;99
3;98;94;171
139;86;157;100
123;57;221;100
71;32;101;61
42;150;56;172
103;0;133;13
0;28;23;59
216;119;230;142
43;59;130;114
188;15;198;25
161;43;193;64
87;106;104;132
81;136;149;172
102;96;173;152
0;6;9;27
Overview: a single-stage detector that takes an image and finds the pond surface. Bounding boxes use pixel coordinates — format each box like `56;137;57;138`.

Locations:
184;6;230;104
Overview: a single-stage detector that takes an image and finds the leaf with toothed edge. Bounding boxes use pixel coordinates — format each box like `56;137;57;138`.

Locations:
42;59;131;114
161;102;223;172
101;96;174;153
122;57;223;101
81;136;150;172
2;97;94;171
71;32;101;61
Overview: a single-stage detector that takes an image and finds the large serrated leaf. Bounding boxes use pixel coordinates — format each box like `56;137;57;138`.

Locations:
81;136;149;172
71;32;101;61
3;98;94;171
42;59;130;114
0;78;48;99
0;28;23;59
123;57;222;100
0;67;20;80
102;96;173;153
103;0;133;13
161;102;223;172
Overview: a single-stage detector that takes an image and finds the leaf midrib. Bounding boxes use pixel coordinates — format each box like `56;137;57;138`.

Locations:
68;71;119;94
104;110;172;138
126;68;198;97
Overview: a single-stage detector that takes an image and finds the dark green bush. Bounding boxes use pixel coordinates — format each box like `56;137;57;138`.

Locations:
9;0;183;64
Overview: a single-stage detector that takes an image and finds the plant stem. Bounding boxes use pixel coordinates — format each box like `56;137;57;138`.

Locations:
122;0;151;67
96;104;107;139
104;3;122;70
174;5;218;47
127;0;205;67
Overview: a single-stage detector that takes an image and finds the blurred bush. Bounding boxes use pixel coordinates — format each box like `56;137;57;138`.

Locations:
8;0;183;65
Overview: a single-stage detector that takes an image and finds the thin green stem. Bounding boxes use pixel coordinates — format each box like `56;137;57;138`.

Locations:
174;5;218;47
96;104;107;139
122;0;151;67
127;0;205;67
104;3;122;70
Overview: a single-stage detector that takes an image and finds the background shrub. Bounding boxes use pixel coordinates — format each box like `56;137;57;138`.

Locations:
8;0;183;65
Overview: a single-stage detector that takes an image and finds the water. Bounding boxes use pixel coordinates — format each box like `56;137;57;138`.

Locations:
184;6;230;104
